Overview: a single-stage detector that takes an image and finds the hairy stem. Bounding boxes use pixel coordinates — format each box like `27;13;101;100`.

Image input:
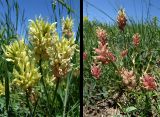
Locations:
26;90;32;117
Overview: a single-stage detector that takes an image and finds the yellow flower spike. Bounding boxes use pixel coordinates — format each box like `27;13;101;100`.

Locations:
0;82;5;96
4;40;41;90
47;36;77;79
3;40;26;63
62;17;74;39
62;17;73;31
83;16;89;22
29;17;57;60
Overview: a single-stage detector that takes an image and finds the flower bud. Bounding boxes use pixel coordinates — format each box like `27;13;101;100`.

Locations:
141;74;157;91
121;49;128;58
91;63;101;79
120;68;136;89
117;8;127;31
133;33;140;47
96;27;107;45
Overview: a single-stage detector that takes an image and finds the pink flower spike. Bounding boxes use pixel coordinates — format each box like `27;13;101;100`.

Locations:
83;52;87;60
117;8;127;31
121;49;128;58
107;52;116;62
141;74;157;91
91;63;101;79
94;42;116;64
96;27;107;45
120;68;136;89
133;33;140;47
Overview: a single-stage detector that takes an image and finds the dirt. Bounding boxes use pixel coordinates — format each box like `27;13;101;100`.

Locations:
83;99;123;117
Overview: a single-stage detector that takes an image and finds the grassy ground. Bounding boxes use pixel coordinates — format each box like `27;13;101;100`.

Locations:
83;17;160;116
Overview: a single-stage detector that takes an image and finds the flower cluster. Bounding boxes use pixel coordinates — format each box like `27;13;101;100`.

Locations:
90;28;116;79
94;42;116;64
83;52;87;60
96;27;107;45
94;27;115;64
28;17;57;60
62;17;74;39
119;68;157;91
141;74;157;91
121;49;128;58
47;17;77;79
117;8;127;31
47;37;77;79
73;66;80;78
91;63;101;79
3;40;41;90
133;33;140;47
120;68;136;89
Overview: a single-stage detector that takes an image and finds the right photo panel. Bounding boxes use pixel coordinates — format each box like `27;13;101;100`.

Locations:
83;0;160;116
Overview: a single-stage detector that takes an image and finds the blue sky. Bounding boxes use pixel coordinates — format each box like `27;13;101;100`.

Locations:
83;0;160;24
0;0;80;39
18;0;80;32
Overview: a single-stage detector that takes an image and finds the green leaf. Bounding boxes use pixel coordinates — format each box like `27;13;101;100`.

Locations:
57;0;74;13
158;105;160;110
126;106;137;113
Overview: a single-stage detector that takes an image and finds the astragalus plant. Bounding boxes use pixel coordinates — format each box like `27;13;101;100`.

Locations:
83;8;160;117
3;40;41;90
1;17;79;116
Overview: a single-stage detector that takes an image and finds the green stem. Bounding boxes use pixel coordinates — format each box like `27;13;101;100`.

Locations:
52;77;60;105
144;53;152;74
132;51;137;74
32;97;39;116
110;61;119;71
39;58;51;115
52;77;60;116
26;90;32;117
4;62;9;116
143;91;152;116
63;72;72;117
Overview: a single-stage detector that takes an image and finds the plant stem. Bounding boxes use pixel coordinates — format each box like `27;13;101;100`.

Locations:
38;58;51;115
144;53;152;74
145;92;152;116
51;77;60;116
26;90;32;117
32;97;39;116
63;72;72;117
142;90;152;116
4;62;9;116
52;77;60;105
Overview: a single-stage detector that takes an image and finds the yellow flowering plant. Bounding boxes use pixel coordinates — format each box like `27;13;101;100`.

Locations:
62;17;74;39
28;17;57;60
3;40;41;90
0;0;79;116
47;37;77;79
1;16;79;116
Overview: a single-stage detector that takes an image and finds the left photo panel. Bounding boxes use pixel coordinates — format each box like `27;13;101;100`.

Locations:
0;0;80;116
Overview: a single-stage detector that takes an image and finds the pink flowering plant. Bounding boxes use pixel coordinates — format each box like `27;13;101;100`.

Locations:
83;8;160;116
